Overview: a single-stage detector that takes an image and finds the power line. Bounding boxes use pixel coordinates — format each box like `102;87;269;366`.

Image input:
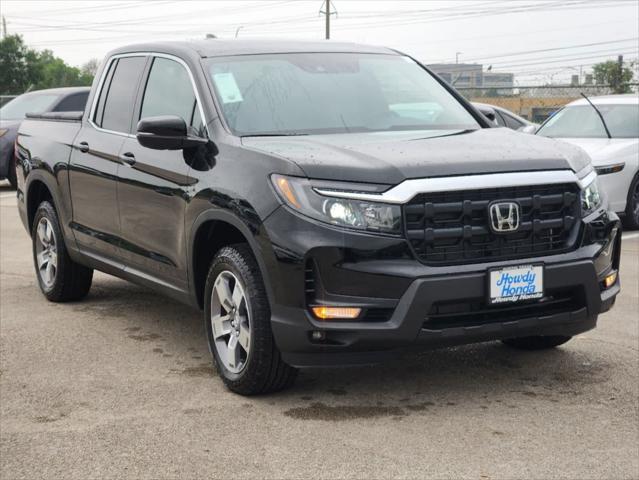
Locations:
463;37;639;63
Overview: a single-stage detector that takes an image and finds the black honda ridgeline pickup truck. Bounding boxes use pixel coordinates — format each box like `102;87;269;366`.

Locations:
16;40;621;395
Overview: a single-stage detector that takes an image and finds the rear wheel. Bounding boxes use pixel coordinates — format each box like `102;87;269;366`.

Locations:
624;174;639;230
204;244;297;395
32;201;93;302
502;335;572;350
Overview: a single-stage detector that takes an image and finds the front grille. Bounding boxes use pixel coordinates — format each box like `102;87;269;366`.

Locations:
404;183;581;265
424;288;584;330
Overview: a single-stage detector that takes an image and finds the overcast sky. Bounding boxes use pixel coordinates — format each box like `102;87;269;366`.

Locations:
2;0;638;85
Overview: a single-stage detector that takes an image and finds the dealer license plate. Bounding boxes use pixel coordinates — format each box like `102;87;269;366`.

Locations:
488;264;544;305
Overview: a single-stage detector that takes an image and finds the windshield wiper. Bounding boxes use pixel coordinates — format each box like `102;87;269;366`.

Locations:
241;133;309;138
581;93;611;139
409;128;478;141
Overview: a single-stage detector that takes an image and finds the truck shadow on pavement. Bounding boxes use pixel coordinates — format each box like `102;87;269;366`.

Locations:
73;275;614;420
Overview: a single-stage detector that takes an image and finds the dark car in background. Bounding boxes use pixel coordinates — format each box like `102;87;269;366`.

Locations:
0;87;90;188
473;101;537;131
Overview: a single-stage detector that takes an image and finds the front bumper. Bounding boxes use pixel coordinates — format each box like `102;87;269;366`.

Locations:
262;206;621;367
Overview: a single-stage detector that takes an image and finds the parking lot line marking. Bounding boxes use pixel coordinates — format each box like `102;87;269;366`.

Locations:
622;232;639;240
0;193;17;199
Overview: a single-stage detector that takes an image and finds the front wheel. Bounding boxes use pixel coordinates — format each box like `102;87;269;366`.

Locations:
204;244;297;395
502;335;572;350
624;174;639;230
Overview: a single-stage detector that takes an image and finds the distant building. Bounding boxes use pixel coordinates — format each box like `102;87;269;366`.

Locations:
426;63;514;89
482;72;515;88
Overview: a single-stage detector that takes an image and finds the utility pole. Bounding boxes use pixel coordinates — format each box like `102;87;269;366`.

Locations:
320;0;336;40
456;51;462;64
2;16;7;38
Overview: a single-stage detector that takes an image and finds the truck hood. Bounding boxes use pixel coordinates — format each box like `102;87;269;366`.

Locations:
551;137;639;166
242;128;591;185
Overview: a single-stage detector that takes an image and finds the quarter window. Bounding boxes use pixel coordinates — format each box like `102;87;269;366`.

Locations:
140;57;205;135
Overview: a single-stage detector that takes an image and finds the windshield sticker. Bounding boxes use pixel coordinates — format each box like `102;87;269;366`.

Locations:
213;72;243;104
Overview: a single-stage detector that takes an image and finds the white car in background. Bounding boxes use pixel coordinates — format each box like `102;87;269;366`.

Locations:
536;94;639;229
473;102;537;131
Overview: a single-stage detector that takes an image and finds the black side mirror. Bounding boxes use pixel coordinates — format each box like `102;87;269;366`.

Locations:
479;108;496;122
136;115;208;150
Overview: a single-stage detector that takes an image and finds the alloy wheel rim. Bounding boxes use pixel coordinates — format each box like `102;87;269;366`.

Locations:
210;271;251;374
35;218;58;288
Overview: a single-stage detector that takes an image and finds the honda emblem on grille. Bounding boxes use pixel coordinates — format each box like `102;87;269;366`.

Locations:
489;201;520;232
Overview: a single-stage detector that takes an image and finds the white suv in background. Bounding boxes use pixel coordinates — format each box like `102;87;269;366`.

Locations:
536;94;639;229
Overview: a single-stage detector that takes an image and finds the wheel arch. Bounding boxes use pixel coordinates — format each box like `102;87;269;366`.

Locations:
189;209;276;310
26;175;58;235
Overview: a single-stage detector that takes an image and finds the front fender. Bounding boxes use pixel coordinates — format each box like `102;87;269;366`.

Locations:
187;207;279;310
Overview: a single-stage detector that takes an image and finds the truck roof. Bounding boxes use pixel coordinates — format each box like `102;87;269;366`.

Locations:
107;39;397;58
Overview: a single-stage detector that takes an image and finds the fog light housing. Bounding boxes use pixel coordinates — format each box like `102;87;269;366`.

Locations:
603;271;617;289
311;306;361;320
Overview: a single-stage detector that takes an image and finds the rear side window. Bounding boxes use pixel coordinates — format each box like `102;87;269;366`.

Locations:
94;56;146;133
140;57;204;135
54;92;89;112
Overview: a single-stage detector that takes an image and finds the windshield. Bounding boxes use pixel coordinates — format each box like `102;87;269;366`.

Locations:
206;53;480;136
0;93;61;121
537;104;639;139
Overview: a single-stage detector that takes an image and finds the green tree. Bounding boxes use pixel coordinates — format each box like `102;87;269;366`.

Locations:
0;35;41;94
0;34;94;94
592;59;635;93
34;50;93;89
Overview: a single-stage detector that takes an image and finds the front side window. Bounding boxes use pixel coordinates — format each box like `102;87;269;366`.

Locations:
500;111;524;130
0;93;60;120
95;56;147;133
538;104;639;139
140;57;204;135
206;53;480;136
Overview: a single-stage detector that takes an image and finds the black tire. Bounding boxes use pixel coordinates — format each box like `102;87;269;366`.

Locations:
6;156;17;189
32;201;93;302
502;335;572;350
623;174;639;230
204;244;297;395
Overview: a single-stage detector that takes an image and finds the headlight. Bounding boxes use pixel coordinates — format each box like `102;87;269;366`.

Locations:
271;174;401;234
0;129;8;138
581;176;602;216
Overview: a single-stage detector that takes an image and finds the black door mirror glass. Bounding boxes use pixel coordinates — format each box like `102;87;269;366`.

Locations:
136;115;207;150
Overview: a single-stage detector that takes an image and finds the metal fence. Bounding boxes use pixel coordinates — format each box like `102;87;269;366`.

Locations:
457;85;638;123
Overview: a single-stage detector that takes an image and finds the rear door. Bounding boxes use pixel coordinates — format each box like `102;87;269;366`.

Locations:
69;55;147;260
116;55;207;289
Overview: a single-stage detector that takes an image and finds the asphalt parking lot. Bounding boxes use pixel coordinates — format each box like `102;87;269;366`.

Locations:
1;183;637;480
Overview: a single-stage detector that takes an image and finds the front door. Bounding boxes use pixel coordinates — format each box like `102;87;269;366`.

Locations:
116;56;207;289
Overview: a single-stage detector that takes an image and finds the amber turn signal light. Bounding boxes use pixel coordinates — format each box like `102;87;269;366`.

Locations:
311;306;361;320
603;271;617;289
273;175;301;209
